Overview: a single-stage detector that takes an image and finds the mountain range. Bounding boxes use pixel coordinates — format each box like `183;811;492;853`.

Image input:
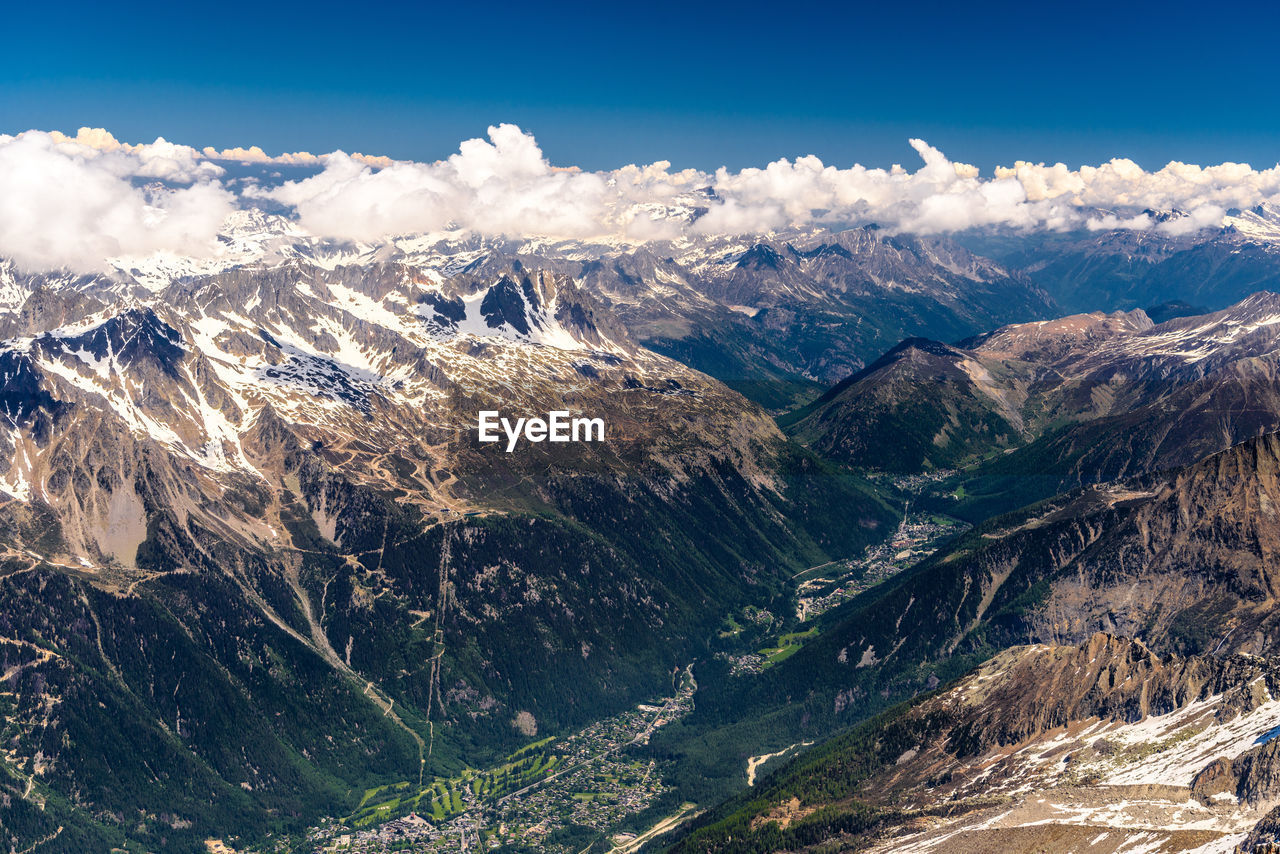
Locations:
7;208;1280;852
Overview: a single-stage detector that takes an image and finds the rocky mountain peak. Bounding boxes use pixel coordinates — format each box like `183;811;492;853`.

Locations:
35;306;186;379
945;634;1223;757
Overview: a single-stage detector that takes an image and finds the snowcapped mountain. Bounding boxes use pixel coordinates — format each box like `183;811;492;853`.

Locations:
9;200;1280;852
1;211;1057;420
0;205;1057;575
0;214;913;851
0;252;763;560
1225;203;1280;242
11;210;1280;582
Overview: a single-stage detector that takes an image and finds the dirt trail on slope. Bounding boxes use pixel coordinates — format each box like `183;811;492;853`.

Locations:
280;563;427;785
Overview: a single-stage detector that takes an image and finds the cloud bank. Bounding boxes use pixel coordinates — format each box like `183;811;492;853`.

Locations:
249;125;620;241
0;131;234;273
4;124;1280;273
252;128;1280;243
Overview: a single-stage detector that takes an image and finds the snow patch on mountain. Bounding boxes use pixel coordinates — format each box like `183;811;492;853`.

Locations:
1226;204;1280;243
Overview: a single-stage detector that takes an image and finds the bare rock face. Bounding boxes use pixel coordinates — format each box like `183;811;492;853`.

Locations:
1193;739;1280;808
946;634;1229;757
1243;804;1280;851
1191;756;1237;800
1027;431;1280;657
900;633;1278;790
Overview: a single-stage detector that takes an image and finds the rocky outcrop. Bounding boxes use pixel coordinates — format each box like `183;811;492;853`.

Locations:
677;634;1280;854
947;634;1232;757
1194;739;1280;808
1243;805;1280;851
1028;431;1280;657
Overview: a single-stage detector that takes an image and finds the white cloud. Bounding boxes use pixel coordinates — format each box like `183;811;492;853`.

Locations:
6;123;1280;273
1087;211;1155;232
260;126;1280;244
251;124;614;242
47;127;225;182
0;132;235;273
201;144;394;169
1160;204;1228;236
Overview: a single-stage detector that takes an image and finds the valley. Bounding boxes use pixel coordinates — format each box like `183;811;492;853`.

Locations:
664;296;1280;852
299;667;696;853
794;507;968;622
7;195;1280;854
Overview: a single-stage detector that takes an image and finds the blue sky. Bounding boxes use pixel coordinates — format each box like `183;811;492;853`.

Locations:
4;0;1279;171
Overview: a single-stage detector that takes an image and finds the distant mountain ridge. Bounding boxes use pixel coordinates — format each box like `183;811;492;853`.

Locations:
2;213;1058;411
787;292;1280;517
963;202;1280;315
